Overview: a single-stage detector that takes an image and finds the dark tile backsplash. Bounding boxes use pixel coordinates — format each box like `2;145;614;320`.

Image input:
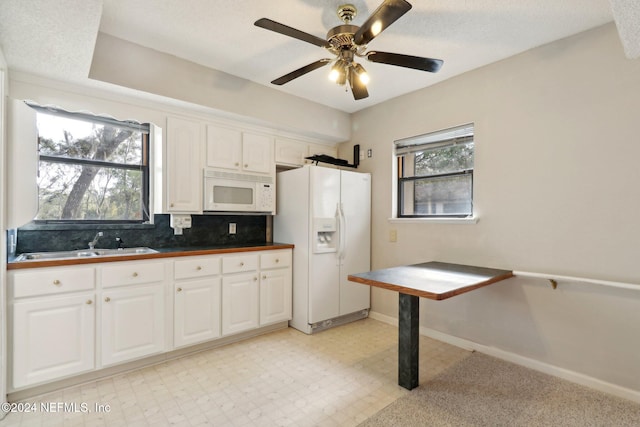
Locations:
13;214;269;254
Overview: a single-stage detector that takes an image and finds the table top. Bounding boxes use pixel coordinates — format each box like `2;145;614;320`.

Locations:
348;261;513;300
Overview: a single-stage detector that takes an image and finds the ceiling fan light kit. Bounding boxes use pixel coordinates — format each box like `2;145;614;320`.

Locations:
254;0;443;100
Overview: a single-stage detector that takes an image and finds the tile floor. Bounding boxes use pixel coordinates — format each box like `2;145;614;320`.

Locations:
2;318;470;426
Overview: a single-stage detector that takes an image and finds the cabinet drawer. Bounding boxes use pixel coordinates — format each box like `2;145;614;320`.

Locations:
260;250;292;269
222;254;258;274
175;256;221;280
101;261;165;288
10;267;95;299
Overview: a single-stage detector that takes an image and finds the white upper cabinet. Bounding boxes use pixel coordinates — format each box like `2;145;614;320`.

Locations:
242;132;273;174
307;142;337;162
275;138;308;167
275;137;338;167
206;124;274;175
163;117;203;213
206;125;241;171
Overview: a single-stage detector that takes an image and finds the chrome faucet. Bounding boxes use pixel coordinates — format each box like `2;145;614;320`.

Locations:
88;232;103;250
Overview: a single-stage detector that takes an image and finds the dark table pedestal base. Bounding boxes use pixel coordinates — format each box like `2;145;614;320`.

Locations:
398;293;419;390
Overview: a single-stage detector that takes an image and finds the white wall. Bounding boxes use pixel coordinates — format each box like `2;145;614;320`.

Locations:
344;23;640;398
89;33;351;143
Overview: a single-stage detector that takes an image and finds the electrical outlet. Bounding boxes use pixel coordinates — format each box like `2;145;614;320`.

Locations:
229;223;237;234
367;148;372;158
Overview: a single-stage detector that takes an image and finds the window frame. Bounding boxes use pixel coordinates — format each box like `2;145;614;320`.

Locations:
30;104;151;224
395;123;475;219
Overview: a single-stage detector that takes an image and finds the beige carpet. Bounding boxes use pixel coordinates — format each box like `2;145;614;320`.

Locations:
359;352;640;427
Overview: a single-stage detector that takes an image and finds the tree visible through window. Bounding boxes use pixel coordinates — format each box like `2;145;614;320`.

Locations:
33;106;150;222
396;124;474;217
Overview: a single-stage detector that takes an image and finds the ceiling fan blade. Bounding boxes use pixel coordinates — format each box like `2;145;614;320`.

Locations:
353;0;412;46
271;59;332;85
349;71;369;100
255;18;330;48
367;51;443;73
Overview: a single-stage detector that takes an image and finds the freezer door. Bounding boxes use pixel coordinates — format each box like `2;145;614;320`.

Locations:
339;170;371;315
308;167;341;323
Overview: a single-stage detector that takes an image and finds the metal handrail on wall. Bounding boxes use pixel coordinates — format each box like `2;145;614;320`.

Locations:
513;270;639;291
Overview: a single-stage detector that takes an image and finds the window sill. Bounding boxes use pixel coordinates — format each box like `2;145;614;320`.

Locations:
388;216;478;224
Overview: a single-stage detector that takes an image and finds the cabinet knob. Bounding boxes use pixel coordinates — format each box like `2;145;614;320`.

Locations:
275;259;279;263
262;275;267;279
177;287;183;292
53;279;61;286
244;164;248;168
170;203;175;207
235;162;239;166
104;297;111;302
196;266;202;271
132;272;138;277
86;300;93;305
240;262;244;267
253;277;258;281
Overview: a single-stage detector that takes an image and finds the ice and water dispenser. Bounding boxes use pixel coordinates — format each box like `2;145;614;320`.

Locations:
313;218;337;253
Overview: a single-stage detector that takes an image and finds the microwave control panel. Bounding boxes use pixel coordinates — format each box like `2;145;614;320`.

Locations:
256;183;275;212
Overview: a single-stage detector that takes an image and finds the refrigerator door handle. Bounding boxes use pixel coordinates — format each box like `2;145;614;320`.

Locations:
338;202;347;265
335;203;342;265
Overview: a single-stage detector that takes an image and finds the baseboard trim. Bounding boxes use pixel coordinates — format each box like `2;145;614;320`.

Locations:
368;311;640;403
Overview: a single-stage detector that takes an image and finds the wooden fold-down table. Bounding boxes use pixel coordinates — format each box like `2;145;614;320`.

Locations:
348;261;513;390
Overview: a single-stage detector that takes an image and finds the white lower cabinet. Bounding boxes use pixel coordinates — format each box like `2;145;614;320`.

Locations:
173;255;222;348
221;272;259;336
100;260;166;366
100;284;165;366
8;265;96;389
8;248;291;391
259;250;292;326
12;294;95;389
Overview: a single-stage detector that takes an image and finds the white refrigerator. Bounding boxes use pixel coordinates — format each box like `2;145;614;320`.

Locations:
274;165;371;334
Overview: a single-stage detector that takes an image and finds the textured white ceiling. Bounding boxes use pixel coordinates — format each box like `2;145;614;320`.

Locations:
0;0;618;113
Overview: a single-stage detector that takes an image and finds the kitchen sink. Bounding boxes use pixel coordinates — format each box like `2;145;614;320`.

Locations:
13;247;159;262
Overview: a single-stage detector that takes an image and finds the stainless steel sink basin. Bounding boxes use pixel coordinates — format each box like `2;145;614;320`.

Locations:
14;247;158;262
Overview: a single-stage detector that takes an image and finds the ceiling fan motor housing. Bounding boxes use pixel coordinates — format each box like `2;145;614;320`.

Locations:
327;24;360;52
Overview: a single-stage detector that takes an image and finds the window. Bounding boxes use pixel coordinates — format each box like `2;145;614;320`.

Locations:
32;105;150;223
396;124;474;218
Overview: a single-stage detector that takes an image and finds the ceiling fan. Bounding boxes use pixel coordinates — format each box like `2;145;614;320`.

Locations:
254;0;443;100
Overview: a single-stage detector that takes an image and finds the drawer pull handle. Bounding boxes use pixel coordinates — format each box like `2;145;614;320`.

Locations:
104;297;111;302
53;279;61;285
177;287;183;292
86;300;93;305
196;266;202;271
132;272;138;277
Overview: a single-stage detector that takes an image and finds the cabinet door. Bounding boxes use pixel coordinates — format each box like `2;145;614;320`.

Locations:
12;294;95;388
260;269;292;326
174;277;221;348
275;138;307;167
221;273;259;336
206;125;242;171
242;132;273;174
306;143;337;164
101;284;165;366
166;117;202;212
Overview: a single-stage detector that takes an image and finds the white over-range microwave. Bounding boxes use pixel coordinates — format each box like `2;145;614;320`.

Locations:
203;169;275;214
